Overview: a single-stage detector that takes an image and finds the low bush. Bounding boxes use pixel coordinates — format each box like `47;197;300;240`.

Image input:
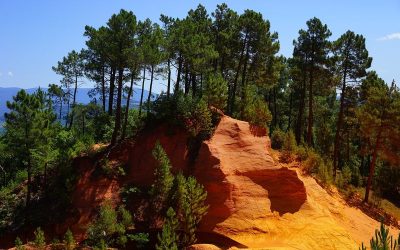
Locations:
271;129;285;149
63;229;75;250
151;91;213;138
240;85;272;129
15;237;25;250
302;150;332;185
359;222;400;250
33;227;46;250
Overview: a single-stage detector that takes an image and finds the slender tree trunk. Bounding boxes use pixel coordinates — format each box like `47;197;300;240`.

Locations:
191;73;196;97
122;73;135;139
230;34;247;115
111;68;124;146
44;162;47;194
139;66;146;117
82;111;85;135
24;118;31;210
101;65;106;112
26;159;31;207
273;87;277;128
175;54;182;93
200;74;203;98
307;70;314;146
364;130;382;203
240;42;250;116
108;67;116;116
167;59;171;98
333;69;347;178
184;65;189;95
66;88;70;128
69;75;78;129
59;96;62;121
287;91;293;132
147;65;154;114
295;74;306;143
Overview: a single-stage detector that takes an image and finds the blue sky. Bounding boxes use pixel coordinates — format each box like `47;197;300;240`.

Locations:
0;0;399;93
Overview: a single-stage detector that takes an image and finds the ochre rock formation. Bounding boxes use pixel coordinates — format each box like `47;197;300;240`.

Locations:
192;116;397;249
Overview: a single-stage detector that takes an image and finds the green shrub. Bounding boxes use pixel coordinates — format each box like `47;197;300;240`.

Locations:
271;129;285;149
359;222;400;250
87;202;135;248
279;131;297;163
87;202;121;247
33;227;46;250
203;72;228;111
156;207;179;250
63;229;75;250
128;233;149;249
173;173;209;247
15;237;25;250
295;146;308;161
303;150;332;185
152;91;212;137
241;85;272;128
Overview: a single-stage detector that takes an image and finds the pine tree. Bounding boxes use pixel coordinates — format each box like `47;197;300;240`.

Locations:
4;89;56;207
156;207;179;250
52;50;84;128
332;30;372;178
173;173;208;248
150;142;175;219
292;17;332;146
203;72;228;111
357;80;400;202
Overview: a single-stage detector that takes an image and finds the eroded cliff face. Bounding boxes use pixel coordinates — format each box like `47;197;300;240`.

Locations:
192;116;395;249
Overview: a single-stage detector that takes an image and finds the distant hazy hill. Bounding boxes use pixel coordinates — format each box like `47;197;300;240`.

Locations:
0;87;155;123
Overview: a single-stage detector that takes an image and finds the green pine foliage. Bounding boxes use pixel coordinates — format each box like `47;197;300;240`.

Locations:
173;173;208;247
359;223;400;250
271;129;285;149
33;227;46;250
203;73;229;111
240;85;272;129
63;229;75;250
14;237;25;250
156;207;179;250
150;141;175;207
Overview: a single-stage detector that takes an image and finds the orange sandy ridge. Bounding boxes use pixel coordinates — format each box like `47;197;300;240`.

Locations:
192;116;399;249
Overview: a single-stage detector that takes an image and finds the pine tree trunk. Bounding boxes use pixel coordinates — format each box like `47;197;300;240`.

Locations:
273;87;277;128
66;88;70;128
176;54;182;93
333;69;347;178
167;58;171;98
230;33;247;115
364;130;382;203
108;67;116;116
139;66;146;117
101;65;106;112
184;65;189;95
295;74;306;143
147;65;154;114
122;73;135;139
69;75;78;129
111;68;124;146
191;73;196;97
59;96;62;121
307;70;314;146
287;91;293;132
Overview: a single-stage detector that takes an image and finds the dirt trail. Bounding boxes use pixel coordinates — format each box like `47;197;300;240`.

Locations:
194;116;398;249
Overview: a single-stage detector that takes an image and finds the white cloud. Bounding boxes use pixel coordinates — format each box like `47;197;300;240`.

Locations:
378;33;400;41
8;71;13;77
